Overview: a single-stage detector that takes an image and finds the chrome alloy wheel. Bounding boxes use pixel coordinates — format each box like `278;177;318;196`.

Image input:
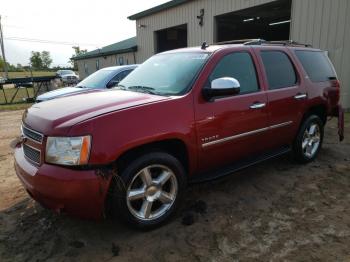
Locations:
126;165;178;221
302;123;321;158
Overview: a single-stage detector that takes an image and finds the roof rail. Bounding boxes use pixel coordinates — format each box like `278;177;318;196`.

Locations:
267;40;312;47
216;39;266;45
215;39;312;47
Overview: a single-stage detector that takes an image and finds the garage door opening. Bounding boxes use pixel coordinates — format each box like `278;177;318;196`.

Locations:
155;24;187;53
215;0;292;43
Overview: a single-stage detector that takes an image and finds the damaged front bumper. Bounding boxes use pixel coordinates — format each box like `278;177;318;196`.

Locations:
14;145;111;220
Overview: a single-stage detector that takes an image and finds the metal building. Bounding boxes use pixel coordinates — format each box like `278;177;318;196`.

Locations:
74;0;349;109
73;37;137;79
128;0;349;109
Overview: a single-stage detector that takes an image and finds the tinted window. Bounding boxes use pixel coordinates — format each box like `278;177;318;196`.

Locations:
110;70;132;83
261;51;297;89
209;52;259;94
295;51;336;82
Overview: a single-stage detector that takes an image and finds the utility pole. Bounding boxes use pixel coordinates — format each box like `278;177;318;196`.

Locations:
0;15;9;79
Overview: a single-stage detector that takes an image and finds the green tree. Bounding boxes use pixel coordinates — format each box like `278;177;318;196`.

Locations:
41;51;52;69
30;51;43;70
70;46;87;70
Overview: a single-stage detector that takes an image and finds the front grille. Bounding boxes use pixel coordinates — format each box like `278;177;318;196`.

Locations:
23;144;41;165
22;125;43;143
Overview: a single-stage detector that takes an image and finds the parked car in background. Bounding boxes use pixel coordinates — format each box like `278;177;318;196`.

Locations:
56;70;80;85
37;65;137;102
15;40;344;229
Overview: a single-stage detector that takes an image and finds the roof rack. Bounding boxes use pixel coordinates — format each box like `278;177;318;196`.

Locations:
216;39;265;45
215;39;312;47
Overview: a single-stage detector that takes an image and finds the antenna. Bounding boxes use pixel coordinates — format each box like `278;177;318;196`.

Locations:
201;41;209;50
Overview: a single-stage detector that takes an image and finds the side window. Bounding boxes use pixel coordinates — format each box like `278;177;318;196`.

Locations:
295;51;336;82
109;70;132;85
209;52;259;94
96;59;100;70
261;51;297;90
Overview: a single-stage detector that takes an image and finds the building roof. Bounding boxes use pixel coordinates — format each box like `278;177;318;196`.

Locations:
128;0;190;20
72;37;137;61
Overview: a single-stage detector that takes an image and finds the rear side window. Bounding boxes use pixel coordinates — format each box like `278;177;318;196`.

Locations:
295;51;336;82
209;52;259;94
261;51;297;90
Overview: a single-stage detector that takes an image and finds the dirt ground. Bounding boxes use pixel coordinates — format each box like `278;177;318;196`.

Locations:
0;110;349;262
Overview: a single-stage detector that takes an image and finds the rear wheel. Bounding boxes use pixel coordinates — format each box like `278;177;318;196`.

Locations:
110;152;186;229
293;115;324;163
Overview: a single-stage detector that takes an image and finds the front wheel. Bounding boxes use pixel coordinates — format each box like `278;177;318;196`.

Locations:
110;152;186;229
293;115;324;163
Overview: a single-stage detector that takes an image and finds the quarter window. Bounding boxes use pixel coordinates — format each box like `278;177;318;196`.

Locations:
295;51;336;82
209;52;259;94
261;51;297;90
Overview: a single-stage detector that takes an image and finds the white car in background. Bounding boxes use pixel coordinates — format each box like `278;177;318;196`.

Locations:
56;70;80;84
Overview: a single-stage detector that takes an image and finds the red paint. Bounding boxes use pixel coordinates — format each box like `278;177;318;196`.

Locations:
14;44;344;219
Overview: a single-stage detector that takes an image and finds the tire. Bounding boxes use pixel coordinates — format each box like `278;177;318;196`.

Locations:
293;115;324;163
110;152;186;229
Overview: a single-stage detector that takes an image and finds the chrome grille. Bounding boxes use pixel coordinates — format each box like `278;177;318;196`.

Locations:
23;144;41;165
22;125;43;143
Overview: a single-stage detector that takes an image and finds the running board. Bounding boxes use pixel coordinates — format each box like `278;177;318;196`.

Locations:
190;146;291;184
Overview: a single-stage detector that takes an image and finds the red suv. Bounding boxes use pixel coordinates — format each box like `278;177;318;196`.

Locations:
14;40;344;229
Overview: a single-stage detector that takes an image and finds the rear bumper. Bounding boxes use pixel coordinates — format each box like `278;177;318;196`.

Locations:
14;146;111;220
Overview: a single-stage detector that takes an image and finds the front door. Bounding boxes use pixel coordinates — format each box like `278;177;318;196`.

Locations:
194;50;269;173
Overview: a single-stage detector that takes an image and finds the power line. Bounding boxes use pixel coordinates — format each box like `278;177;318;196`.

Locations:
4;36;99;47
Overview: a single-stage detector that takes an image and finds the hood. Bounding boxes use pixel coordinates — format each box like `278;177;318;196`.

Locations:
36;87;90;101
23;90;169;135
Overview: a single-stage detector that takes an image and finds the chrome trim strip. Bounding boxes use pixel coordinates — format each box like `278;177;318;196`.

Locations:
22;143;41;166
21;123;43;144
202;121;293;148
294;94;307;100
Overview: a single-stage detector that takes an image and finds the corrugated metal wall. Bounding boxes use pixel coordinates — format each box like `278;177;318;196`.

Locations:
76;52;136;79
135;0;273;62
290;0;350;108
135;0;349;108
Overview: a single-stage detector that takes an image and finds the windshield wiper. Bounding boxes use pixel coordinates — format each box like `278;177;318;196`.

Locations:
127;85;157;95
115;84;127;90
76;85;88;88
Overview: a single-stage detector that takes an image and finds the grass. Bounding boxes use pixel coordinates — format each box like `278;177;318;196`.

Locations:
0;87;35;104
1;71;55;79
0;103;33;111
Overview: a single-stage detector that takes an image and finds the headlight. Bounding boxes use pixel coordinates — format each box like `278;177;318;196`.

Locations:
45;136;91;166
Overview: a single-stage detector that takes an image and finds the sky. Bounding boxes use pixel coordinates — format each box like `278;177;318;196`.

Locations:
1;0;168;67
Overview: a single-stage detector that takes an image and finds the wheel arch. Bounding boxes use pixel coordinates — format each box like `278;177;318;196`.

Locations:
302;104;327;126
115;138;191;175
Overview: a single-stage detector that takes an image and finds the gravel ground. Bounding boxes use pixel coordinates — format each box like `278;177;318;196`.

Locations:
0;110;349;262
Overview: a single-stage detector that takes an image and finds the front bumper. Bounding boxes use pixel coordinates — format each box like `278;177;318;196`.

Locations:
14;145;111;220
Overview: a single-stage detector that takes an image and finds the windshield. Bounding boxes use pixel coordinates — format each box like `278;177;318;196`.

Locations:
118;52;210;96
77;70;116;89
60;70;74;75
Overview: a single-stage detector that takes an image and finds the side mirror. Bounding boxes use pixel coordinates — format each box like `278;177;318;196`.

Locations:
202;77;240;100
107;80;119;88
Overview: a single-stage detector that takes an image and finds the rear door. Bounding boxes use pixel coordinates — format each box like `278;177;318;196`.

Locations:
254;48;307;149
194;48;269;172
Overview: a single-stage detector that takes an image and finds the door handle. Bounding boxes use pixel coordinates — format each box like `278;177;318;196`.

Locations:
250;102;266;109
294;93;307;100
